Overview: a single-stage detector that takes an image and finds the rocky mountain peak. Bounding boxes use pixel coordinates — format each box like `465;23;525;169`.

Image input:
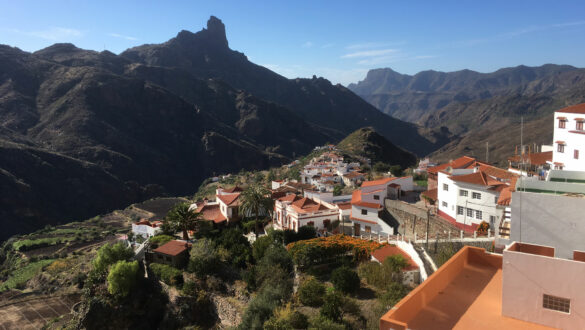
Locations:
206;15;228;47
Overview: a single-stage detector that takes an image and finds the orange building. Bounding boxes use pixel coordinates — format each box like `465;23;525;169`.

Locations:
380;243;585;329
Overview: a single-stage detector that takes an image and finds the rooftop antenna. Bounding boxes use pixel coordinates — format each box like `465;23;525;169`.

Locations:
486;141;489;163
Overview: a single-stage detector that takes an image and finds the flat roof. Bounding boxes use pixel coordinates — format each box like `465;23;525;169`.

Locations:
380;246;553;330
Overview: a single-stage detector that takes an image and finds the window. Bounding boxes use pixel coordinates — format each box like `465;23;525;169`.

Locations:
459;189;468;197
323;220;331;228
365;226;371;233
472;192;481;199
442;201;448;208
373;195;380;200
476;210;482;220
543;294;570;313
467;208;473;217
307;221;314;227
495;196;499;204
457;206;464;215
558;144;565;153
575;150;579;159
361;209;367;215
559;120;566;129
490;215;496;226
443;184;449;191
577;121;584;131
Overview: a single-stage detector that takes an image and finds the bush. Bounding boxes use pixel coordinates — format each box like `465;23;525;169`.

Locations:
373;162;391;173
182;280;198;296
92;242;134;275
107;260;139;298
309;315;345;330
378;282;409;308
150;263;183;287
330;267;360;294
215;228;253;268
298;277;326;307
252;235;272;261
320;291;344;322
188;238;219;277
149;234;174;248
358;254;408;289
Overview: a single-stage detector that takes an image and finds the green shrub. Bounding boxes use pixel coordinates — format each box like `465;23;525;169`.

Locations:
188;238;219;277
92;242;134;275
252;235;273;261
149;234;174;247
330;266;360;294
288;311;309;329
309;315;345;330
320;291;344;322
0;259;54;291
378;282;409;309
150;263;183;287
182;280;198;296
358;254;408;289
298;277;326;307
107;260;139;298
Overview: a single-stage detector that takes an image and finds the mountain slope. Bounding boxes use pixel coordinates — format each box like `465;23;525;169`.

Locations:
0;16;437;240
349;65;585;164
121;17;439;155
337;127;417;168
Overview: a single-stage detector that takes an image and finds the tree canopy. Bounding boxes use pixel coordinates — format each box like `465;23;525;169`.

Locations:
165;202;202;240
239;184;274;234
107;260;139;298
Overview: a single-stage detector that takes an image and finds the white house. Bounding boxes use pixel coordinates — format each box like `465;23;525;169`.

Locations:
436;165;517;232
273;195;339;232
132;219;162;238
552;103;585;171
349;176;414;235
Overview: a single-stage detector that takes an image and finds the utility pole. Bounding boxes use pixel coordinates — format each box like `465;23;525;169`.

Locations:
425;208;430;249
486;142;489;163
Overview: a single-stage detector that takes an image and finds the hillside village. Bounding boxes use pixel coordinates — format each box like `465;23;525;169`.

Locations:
1;103;585;329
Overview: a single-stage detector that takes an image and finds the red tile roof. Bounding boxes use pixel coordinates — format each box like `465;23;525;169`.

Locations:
351;190;382;209
153;240;192;256
508;151;553;166
449;171;503;187
335;202;352;210
371;245;419;271
290;197;331;213
555;102;585;114
278;194;301;203
196;203;227;223
361;177;395;187
427;156;477;175
343;171;364;179
222;186;244;193
421;188;438;201
217;193;241;206
478;165;518;181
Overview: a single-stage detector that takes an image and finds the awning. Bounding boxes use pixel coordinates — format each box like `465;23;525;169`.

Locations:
555;141;566;144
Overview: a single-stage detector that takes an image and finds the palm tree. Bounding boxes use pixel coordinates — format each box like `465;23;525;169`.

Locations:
239;184;274;234
165;202;201;240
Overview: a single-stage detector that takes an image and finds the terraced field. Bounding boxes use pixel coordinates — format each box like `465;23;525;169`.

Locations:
0;294;79;329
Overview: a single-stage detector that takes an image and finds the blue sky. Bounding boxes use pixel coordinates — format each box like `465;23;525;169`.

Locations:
2;1;585;85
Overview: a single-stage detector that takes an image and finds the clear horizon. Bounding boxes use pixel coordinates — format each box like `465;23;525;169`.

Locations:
2;0;585;85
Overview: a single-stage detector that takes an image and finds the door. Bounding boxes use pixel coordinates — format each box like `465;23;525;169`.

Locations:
354;223;360;236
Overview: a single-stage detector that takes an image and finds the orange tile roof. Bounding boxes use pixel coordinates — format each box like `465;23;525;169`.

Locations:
343;171;364;178
153;240;192;256
478;165;518;181
222;186;243;193
290;197;331;213
217;193;241;206
380;246;552;330
427;156;477;175
421;188;438;201
371;245;418;271
449;171;503;187
555;102;585;114
196;203;227;223
351;190;382;209
335;202;352;210
278;194;301;203
361;177;395;187
508;151;553;166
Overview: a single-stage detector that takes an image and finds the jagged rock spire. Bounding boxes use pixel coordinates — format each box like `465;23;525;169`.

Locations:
206;16;228;47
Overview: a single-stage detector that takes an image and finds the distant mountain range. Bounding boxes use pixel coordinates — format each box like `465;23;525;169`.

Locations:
0;16;441;240
349;65;585;164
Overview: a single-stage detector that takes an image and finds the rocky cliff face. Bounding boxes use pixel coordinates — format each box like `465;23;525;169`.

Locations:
0;16;436;240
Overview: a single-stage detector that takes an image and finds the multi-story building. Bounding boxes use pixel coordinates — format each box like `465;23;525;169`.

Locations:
380;243;585;330
552;103;585;171
436;164;517;232
349;176;413;235
273;195;339;232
